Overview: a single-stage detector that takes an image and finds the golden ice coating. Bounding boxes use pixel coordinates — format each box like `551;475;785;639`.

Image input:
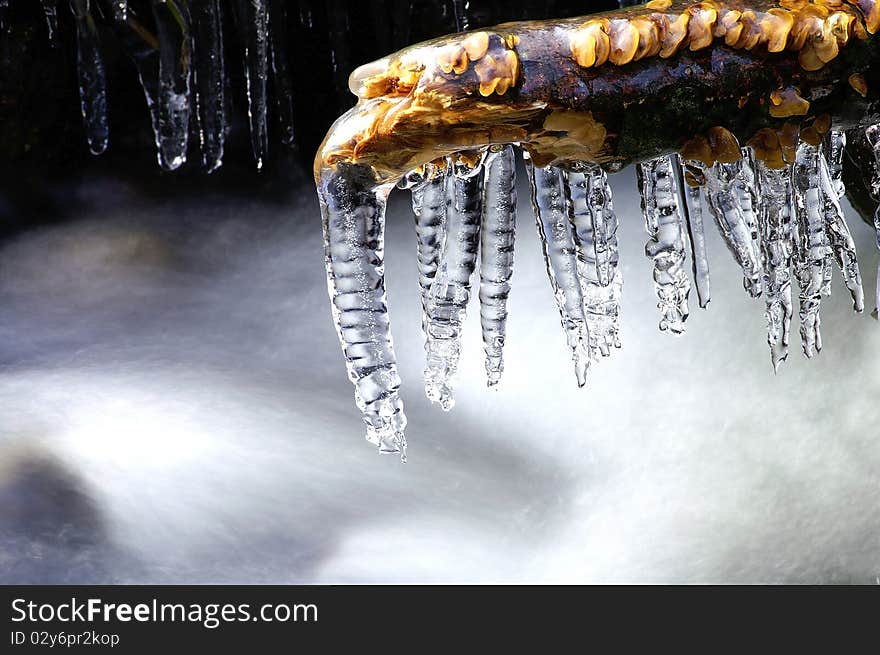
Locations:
319;0;878;184
569;0;877;70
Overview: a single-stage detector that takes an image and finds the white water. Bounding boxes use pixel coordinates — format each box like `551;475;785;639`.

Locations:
3;166;880;583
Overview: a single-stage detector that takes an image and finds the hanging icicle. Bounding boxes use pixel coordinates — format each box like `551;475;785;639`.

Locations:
192;0;226;172
70;0;109;155
756;162;795;371
564;162;623;357
236;0;269;169
268;0;297;148
319;164;407;459
702;155;765;298
422;153;485;410
40;0;59;44
152;0;192;171
525;157;592;386
479;145;517;386
865;122;880;318
677;157;712;308
638;155;691;334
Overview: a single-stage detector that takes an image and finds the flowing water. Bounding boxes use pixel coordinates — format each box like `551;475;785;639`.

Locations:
2;163;880;583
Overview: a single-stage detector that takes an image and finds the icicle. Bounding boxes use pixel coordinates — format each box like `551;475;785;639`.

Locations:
152;0;192;171
792;141;834;357
677;158;711;308
525;158;591;386
563;162;622;357
756;163;795;371
451;0;469;31
268;0;297;147
237;0;269;170
70;0;109;155
702;155;765;297
40;0;59;44
823;129;847;199
638;155;691;334
111;0;127;21
409;162;448;308
818;146;864;312
0;0;8;33
318;164;406;459
864;123;880;318
98;1;161;159
479;145;517;386
192;0;226;172
422;155;484;410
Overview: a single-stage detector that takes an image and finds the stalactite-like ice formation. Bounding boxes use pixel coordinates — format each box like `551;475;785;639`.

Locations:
268;0;296;147
865;123;880;317
824;129;847;199
702;154;765;298
564;163;622;357
479;146;517;386
638;155;691;333
70;0;109;155
792;141;833;357
319;164;407;459
152;0;192;171
422;155;484;410
526;158;591;386
236;0;269;170
678;159;712;308
192;0;226;172
756;162;795;370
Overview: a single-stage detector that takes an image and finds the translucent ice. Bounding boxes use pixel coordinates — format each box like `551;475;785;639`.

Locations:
70;0;109;155
564;162;622;357
192;0;226;172
152;0;192;171
525;159;591;386
236;0;269;169
479;145;517;386
422;155;484;410
677;158;711;308
319;164;407;459
638;155;691;334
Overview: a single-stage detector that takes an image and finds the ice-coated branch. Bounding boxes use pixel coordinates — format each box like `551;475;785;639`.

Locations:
564;162;622;357
638;155;691;334
422;156;484;410
526;158;591;386
479;145;517;386
318;163;407;458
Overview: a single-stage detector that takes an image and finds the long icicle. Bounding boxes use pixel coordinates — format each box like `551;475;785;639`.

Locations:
792;140;834;357
70;0;109;155
268;0;297;148
818;148;864;313
152;0;192;171
864;123;880;318
564;162;622;357
192;0;225;172
756;162;795;371
638;155;691;334
423;155;484;410
479;145;517;387
700;154;766;298
677;157;711;308
525;158;591;386
319;164;406;459
237;0;269;170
